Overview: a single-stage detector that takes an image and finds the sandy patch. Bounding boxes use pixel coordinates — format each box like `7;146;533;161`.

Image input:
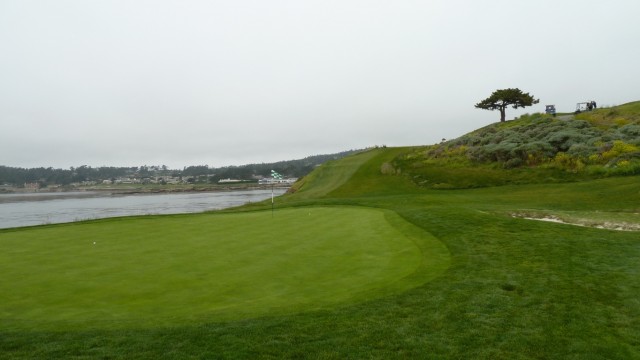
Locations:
511;213;640;232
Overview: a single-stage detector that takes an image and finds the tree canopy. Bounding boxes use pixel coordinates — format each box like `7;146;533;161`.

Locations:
475;88;539;122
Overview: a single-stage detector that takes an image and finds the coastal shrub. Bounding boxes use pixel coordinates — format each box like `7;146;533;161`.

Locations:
601;140;639;161
525;152;545;166
501;131;528;145
591;140;609;151
513;112;550;123
546;130;590;152
553;152;585;172
504;158;523;169
445;145;468;157
587;159;640;176
466;146;487;162
553;152;571;167
484;142;519;162
420;103;640;175
567;143;595;159
462;135;483;146
568;120;591;129
588;154;601;164
521;141;555;156
483;129;516;145
614;160;640;175
618;124;640;137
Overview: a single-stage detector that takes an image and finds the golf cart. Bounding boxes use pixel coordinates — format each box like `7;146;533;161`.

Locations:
575;101;597;114
545;105;556;116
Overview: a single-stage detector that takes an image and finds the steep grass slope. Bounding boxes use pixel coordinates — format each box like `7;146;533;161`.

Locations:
288;148;382;199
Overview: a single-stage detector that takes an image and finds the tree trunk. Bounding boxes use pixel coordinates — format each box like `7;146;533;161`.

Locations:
499;107;506;122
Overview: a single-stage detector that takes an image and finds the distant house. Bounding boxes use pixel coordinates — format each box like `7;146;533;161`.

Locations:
24;182;39;190
258;177;297;185
157;176;180;184
218;178;242;184
114;177;139;184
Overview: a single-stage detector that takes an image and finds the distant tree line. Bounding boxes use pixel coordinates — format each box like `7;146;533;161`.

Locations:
0;165;142;187
0;150;360;187
209;150;359;182
183;150;361;182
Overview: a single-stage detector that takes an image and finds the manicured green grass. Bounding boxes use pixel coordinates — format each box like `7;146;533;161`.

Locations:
290;148;384;198
1;147;639;359
0;206;449;331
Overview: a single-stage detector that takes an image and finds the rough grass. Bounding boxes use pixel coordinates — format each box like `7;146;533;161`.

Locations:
1;147;639;359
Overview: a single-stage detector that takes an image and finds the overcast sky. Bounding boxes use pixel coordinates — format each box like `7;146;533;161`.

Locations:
1;0;638;169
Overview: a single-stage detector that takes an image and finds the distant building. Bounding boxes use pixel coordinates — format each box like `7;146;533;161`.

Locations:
218;178;243;183
24;182;39;190
258;177;297;185
157;176;180;184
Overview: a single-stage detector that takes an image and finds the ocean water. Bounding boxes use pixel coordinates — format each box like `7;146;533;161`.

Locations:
0;189;287;229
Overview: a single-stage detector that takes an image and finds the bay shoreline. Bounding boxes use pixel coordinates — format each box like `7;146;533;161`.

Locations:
0;184;290;204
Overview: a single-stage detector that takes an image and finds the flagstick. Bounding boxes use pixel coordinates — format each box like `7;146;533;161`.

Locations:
270;170;282;217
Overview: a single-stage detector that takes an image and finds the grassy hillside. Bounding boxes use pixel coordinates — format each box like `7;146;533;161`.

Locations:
391;101;640;189
2;102;640;359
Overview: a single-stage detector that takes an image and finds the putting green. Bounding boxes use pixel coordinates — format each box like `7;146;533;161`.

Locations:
0;206;450;330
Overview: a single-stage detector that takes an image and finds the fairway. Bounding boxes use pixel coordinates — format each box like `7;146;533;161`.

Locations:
0;206;450;331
